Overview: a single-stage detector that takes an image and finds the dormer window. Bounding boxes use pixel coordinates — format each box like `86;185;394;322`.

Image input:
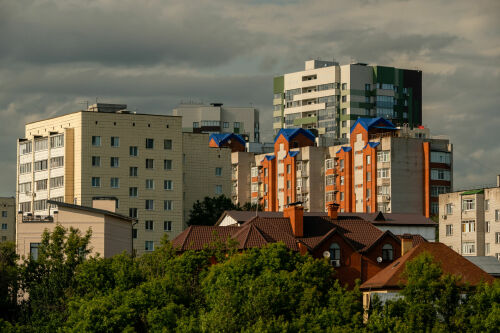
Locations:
330;243;341;267
382;244;394;261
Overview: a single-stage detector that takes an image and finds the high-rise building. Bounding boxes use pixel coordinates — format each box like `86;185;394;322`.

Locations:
439;178;500;258
16;104;232;255
173;102;260;142
0;197;15;242
273;60;422;139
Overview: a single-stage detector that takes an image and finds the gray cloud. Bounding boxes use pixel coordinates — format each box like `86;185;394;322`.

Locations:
0;0;499;196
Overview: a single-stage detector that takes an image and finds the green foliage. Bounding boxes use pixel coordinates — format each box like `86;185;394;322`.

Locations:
187;195;238;226
0;242;19;321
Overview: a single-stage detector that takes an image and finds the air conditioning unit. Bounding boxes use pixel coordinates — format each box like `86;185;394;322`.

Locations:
331;259;341;267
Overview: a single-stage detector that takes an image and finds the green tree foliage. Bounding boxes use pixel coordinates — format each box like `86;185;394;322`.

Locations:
0;242;19;322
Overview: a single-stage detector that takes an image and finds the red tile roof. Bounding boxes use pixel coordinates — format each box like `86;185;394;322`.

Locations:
397;234;428;247
360;242;495;290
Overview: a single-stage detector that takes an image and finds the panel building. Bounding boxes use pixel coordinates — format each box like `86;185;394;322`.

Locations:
173;102;260;142
0;197;15;242
439;178;500;259
16;104;232;255
273;60;422;139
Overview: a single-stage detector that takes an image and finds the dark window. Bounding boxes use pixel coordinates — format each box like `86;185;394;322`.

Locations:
382;244;394;261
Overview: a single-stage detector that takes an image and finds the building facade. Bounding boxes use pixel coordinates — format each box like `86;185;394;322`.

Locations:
0;197;15;242
16;104;233;255
273;60;422;139
173;102;260;142
439;180;500;259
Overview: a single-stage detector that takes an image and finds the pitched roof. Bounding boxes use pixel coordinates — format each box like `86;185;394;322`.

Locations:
274;128;315;143
360;242;495;290
397;234;428;247
465;256;500;277
209;133;246;146
350;117;396;134
46;200;134;222
170;225;239;251
336;146;352;154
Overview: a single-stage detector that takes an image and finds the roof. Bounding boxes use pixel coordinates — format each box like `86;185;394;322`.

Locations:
274;128;315;143
46;200;135;222
364;142;380;149
461;189;484;195
289;150;300;157
397;234;428;247
360;243;495;290
336;146;352;154
171;226;239;251
350;117;396;134
209;133;246;146
465;256;500;277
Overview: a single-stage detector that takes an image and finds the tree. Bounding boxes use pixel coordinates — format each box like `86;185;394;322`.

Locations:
187;195;238;226
0;242;19;321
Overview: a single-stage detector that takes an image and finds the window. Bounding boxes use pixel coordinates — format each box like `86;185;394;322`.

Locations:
130;167;138;177
145;200;154;210
223;122;229;128
485;200;489;211
486;221;490;233
33;199;47;211
431;202;439;215
92;177;100;187
132;229;137;239
111;136;120;147
462;199;475;211
446;224;453;236
486;243;490;255
20;141;32;155
496;232;500;244
145;159;154;169
382;244;393;261
19;182;31;193
497;253;500;261
50;134;64;148
446;203;453;215
496;210;500;221
20;162;32;174
129;187;138;197
193;122;199;128
341;95;347;103
341;108;347;115
215;185;223;195
164;221;172;232
34;138;48;151
145;220;154;230
431;186;450;197
234;122;240;129
365;83;371;91
341;83;347;90
377;151;390;162
145;138;154;149
431;169;451;181
1;223;7;230
110;177;119;188
146;179;154;189
35;179;47;191
34;160;48;171
377;168;390;178
164;180;173;190
164;160;172;170
340;176;344;185
129;208;138;218
50;156;64;168
30;243;40;260
340;192;344;201
164;200;172;211
462;220;476;233
145;241;154;251
110;157;119;168
92;156;100;167
130;146;138;156
1;211;7;218
92;136;101;146
367;172;371;182
462;242;475;254
366;189;371;198
430;152;451;165
377;185;390;195
215;167;222;176
366;155;371;165
164;139;172;150
341;121;347;128
286;180;291;189
329;243;341;266
50;176;64;189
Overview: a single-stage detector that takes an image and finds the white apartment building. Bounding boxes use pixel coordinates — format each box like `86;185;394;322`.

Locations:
439;177;500;259
173;102;260;142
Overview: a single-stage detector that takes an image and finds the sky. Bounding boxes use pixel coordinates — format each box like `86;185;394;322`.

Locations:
0;0;499;196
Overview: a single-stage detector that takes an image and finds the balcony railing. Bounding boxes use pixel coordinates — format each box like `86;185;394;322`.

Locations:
22;215;54;223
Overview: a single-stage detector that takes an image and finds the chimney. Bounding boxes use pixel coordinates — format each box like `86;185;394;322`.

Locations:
401;234;413;256
92;198;116;213
328;203;340;220
284;205;304;237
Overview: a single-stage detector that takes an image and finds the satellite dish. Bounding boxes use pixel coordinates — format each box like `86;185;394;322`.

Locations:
323;251;330;258
376;256;383;263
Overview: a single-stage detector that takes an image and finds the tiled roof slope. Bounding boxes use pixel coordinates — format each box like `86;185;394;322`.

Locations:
360;242;495;290
397;234;427;247
171;226;239;251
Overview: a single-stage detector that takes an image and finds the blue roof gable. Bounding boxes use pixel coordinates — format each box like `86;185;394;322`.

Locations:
350;117;396;134
264;155;275;161
209;133;246;146
364;142;380;149
289;151;300;157
274;128;315;143
336;146;352;154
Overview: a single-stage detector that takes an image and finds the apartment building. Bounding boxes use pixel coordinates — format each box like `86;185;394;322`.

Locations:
17;199;132;259
439;178;500;259
16;104;232;255
173;102;260;142
0;197;15;242
273;60;422;139
324;117;452;217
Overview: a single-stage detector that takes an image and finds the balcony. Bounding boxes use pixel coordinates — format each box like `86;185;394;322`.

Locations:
22;215;54;223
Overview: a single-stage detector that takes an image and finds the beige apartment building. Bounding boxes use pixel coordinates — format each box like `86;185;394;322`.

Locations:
173;102;260;142
17;199;132;259
16;104;232;255
0;197;16;242
439;178;500;259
